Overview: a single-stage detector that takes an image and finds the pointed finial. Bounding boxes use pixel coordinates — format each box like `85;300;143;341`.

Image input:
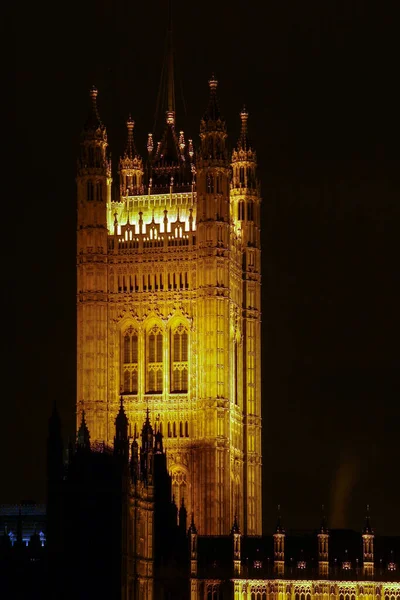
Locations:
189;512;197;534
179;130;185;151
363;504;372;534
275;504;284;533
123;115;138;160
90;85;98;99
209;74;218;91
238;105;249;150
84;85;105;136
147;133;154;154
115;395;128;429
231;513;240;534
320;504;328;532
77;410;90;449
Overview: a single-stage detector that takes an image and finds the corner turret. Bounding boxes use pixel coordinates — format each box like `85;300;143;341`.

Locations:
76;87;111;444
119;116;144;197
196;76;230;226
231;106;260;247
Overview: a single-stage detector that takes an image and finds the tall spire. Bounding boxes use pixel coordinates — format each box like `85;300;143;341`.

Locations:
146;1;194;190
166;0;175;124
275;504;284;533
320;504;328;533
363;504;373;534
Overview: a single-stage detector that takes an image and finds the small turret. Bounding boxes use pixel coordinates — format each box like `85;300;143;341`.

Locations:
231;106;258;190
231;514;241;576
273;505;285;576
196;76;230;227
119;115;144;197
77;410;90;450
199;75;228;163
179;498;187;534
154;430;163;454
231;106;260;251
130;439;139;483
188;514;198;577
114;396;129;461
318;506;329;577
362;505;374;577
78;86;110;178
140;409;154;483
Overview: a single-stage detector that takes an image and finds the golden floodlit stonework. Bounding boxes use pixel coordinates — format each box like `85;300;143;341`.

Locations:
76;82;262;536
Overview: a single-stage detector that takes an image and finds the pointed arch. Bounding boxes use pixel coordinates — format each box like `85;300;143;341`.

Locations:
121;323;139;394
169;318;189;393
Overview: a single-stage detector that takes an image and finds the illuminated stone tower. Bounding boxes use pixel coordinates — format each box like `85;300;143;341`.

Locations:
231;105;262;534
76;44;262;535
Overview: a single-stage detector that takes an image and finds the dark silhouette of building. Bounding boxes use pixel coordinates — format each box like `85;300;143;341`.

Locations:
46;400;188;600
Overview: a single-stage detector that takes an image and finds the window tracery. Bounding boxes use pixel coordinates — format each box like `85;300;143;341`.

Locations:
170;323;188;393
122;326;138;394
146;325;163;393
171;469;187;510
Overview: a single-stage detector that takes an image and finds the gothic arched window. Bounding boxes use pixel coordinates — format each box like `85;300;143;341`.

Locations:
87;180;94;201
172;469;187;514
247;201;254;221
170;324;188;393
146;325;163;393
122;326;138;394
96;181;103;202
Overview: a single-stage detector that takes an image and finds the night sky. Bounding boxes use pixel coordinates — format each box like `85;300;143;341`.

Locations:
11;1;400;535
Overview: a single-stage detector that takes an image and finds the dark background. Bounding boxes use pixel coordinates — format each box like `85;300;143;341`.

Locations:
11;1;400;535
